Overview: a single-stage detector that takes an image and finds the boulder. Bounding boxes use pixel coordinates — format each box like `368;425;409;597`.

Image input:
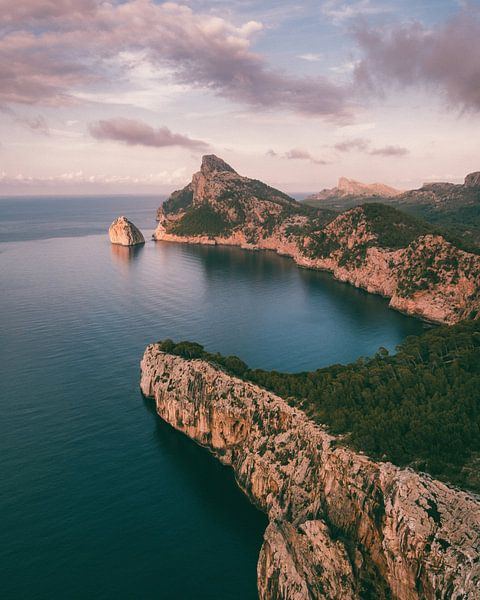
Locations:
108;216;145;246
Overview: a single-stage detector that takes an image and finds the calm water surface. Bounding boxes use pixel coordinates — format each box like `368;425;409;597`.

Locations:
0;196;426;599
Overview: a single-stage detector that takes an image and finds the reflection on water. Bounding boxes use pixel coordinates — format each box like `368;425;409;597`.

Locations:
111;242;145;268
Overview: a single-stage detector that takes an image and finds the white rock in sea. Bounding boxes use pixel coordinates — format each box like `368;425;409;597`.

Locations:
108;216;145;246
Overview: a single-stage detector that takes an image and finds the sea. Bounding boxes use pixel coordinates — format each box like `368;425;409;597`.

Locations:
0;195;426;599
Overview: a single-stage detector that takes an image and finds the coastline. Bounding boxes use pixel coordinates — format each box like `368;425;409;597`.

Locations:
151;234;459;325
140;347;480;599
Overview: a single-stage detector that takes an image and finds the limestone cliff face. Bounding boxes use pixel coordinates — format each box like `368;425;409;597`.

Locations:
140;348;480;600
153;157;480;324
109;216;145;246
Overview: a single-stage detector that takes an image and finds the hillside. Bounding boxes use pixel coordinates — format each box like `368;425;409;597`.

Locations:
304;171;480;252
154;318;480;493
154;156;480;324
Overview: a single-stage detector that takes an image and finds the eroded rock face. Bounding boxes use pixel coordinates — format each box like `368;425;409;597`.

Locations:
109;216;145;246
140;349;480;600
153;157;480;324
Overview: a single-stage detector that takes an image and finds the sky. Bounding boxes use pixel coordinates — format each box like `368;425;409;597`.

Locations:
0;0;479;195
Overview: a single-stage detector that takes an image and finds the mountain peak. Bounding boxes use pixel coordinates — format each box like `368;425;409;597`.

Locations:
337;177;401;197
465;171;480;188
201;155;237;176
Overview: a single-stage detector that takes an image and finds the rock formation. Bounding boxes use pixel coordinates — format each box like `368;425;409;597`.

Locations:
306;177;402;202
140;347;480;600
465;171;480;188
109;216;145;246
153;156;480;324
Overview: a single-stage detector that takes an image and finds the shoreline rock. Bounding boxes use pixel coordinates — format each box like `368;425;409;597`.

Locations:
109;216;145;246
140;347;480;600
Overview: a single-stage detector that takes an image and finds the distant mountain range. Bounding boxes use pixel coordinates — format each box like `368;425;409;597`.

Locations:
304;172;480;251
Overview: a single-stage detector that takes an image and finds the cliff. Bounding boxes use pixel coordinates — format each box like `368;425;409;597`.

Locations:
153;157;480;324
140;347;480;600
109;216;145;246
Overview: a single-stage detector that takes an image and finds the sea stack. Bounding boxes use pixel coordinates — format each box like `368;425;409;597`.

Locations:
108;216;145;246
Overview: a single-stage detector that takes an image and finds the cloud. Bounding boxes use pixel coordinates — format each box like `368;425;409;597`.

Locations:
298;53;322;62
369;145;409;157
322;0;390;21
88;118;208;150
265;149;278;157
0;0;97;23
0;167;188;188
333;137;409;156
334;137;370;152
0;0;353;119
354;6;480;111
284;148;328;165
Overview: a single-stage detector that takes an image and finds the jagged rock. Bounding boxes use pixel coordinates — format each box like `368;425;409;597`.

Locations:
140;349;480;600
153;156;480;324
109;216;145;246
200;154;237;175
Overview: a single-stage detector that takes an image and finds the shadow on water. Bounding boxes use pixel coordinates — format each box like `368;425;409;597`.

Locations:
153;240;296;283
142;396;268;541
296;266;429;338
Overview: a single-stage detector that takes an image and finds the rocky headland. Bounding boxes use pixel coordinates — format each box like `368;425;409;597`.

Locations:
109;215;145;246
140;346;480;600
153;156;480;324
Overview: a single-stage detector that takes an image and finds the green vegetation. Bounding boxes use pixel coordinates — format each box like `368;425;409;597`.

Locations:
162;187;194;214
158;319;480;492
170;204;232;237
396;203;480;254
361;203;432;249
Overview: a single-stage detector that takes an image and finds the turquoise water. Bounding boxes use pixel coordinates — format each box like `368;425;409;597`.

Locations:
0;196;426;599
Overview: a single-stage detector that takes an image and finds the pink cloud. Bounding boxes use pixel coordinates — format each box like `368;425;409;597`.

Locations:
284;148;329;165
88;117;208;150
0;0;353;119
369;145;409;157
0;0;97;23
334;137;370;152
354;6;480;111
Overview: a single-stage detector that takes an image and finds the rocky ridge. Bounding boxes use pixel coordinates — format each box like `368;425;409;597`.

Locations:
153;156;480;324
306;177;402;202
304;171;480;251
140;347;480;600
109;216;145;246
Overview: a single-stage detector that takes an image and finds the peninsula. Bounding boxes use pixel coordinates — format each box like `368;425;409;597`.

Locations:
153;156;480;324
140;326;480;599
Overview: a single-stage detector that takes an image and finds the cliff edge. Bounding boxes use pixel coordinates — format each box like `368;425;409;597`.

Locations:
140;347;480;600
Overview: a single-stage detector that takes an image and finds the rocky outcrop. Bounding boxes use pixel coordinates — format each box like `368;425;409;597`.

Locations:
140;348;480;600
109;216;145;246
306;177;402;202
153;157;480;324
465;171;480;188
